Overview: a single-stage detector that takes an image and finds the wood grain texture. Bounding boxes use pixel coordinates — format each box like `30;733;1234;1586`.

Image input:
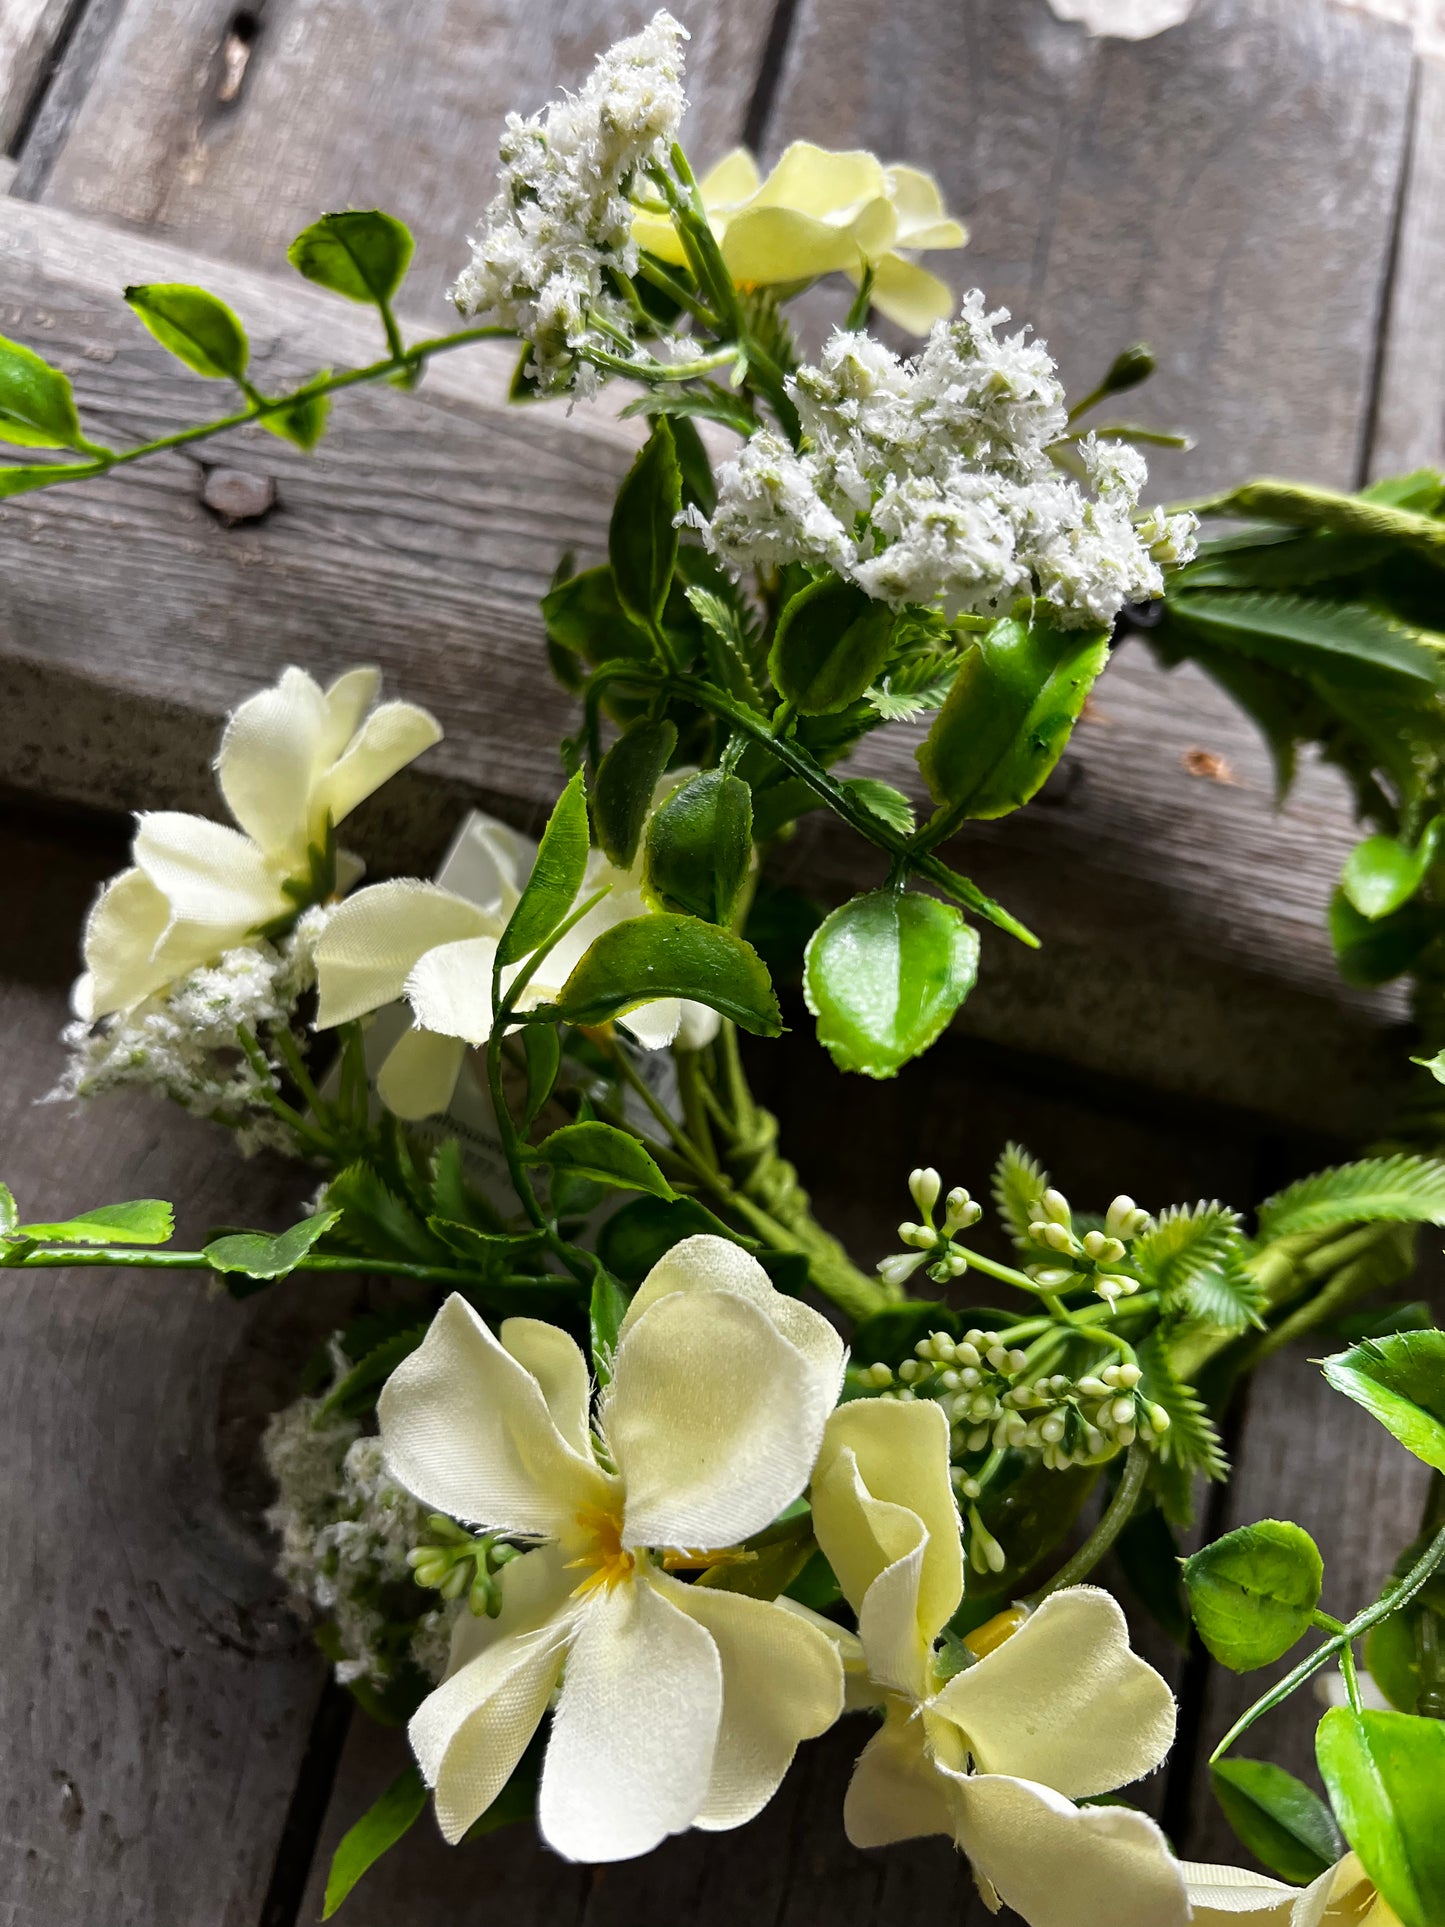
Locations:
1369;54;1445;478
17;0;776;292
0;806;358;1927
0;0;72;150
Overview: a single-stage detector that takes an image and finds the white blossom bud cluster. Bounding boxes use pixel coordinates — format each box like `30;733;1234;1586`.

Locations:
53;910;328;1155
262;1383;461;1689
450;11;688;397
703;300;1197;626
1023;1187;1151;1307
876;1167;984;1288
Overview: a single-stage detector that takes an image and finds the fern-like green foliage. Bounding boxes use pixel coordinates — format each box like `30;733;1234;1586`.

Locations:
687;582;767;709
866;648;966;723
1139;1330;1230;1487
840;777;916;835
1257;1154;1445;1241
1131;1203;1264;1332
993;1143;1049;1256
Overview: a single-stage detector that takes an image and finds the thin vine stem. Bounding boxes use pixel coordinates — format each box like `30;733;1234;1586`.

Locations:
1030;1439;1152;1602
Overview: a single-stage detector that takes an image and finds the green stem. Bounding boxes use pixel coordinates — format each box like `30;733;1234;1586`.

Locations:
236;1025;332;1156
0;1246;516;1285
1031;1439;1152;1602
579;343;741;383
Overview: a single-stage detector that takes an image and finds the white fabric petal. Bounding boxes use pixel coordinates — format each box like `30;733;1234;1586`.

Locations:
931;1586;1175;1798
80;867;176;1015
616;996;683;1051
441;812;533;921
675;998;722;1051
605;1287;832;1552
951;1774;1190;1927
501;1318;594;1460
317;698;442;829
538;1575;722;1862
403;935;500;1045
1179;1860;1319;1922
313;881;495;1027
410;1543;575;1843
378;1293;612;1541
133;811;288;933
655;1574;843;1830
376;1025;466;1120
214;666;326;866
621;1234;845;1401
318;666;383;762
843;1703;960;1848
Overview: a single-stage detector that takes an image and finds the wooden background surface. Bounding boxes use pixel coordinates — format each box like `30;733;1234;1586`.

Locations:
0;2;1442;1922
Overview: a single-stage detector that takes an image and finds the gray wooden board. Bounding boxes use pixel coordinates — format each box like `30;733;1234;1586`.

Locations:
1371;54;1445;482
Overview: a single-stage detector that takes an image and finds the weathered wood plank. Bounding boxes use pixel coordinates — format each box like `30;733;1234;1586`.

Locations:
1369;54;1445;479
0;0;71;151
0;805;356;1927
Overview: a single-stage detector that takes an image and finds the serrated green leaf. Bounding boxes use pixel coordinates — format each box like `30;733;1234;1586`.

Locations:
203;1208;341;1280
1181;1519;1323;1671
804;889;978;1078
770;575;897;715
991;1144;1051;1256
549;914;781;1037
424;1220;547;1273
326;1163;447;1264
610;421;680;634
1320;1331;1445;1474
1317;1707;1445;1927
593;718;678;869
1131;1203;1261;1331
686;583;766;709
1211;1758;1342;1885
498;770;590;967
288;210;414;307
124;283;249;381
1138;1330;1230;1482
840;777;915;835
1260;1157;1445;1241
429;1138;505;1234
528;1120;676;1201
10;1199;174;1245
1169;589;1443;690
322;1764;427;1918
644;768;753;926
0;335;89;450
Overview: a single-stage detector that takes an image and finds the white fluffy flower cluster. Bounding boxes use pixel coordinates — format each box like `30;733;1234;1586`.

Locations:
450;11;688;396
263;1387;460;1689
703;296;1197;627
55;909;327;1154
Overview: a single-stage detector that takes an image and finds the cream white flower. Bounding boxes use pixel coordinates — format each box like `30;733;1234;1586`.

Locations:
312;785;720;1121
377;1235;846;1859
1182;1854;1403;1925
633;142;968;334
77;667;440;1020
809;1398;1183;1927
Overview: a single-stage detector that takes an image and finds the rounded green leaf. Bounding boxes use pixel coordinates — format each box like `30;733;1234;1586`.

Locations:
0;334;87;450
1321;1331;1445;1475
124;283;249;380
610;421;680;634
203;1208;341;1280
551;914;781;1036
1211;1757;1341;1885
1181;1519;1323;1671
1317;1707;1445;1927
644;768;752;925
1329;889;1438;988
770;575;897;716
261;375;331;451
529;1120;676;1201
12;1199;174;1245
593;718;678;869
287;210;415;306
1341;822;1442;921
497;770;590;967
803;889;979;1078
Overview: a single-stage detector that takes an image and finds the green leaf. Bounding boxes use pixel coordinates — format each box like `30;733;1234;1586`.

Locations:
917;611;1109;818
1115;1502;1191;1647
803;889;979;1078
1138;1330;1230;1482
1317;1707;1445;1927
261;374;331;451
10;1199;174;1245
1169;589;1443;691
541;565;652;665
1341;823;1443;920
287;210;414;307
203;1208;342;1280
848;1301;960;1368
685;583;766;709
610;421;680;634
1259;1156;1445;1241
1131;1203;1262;1331
1181;1519;1323;1671
521;1024;561;1130
0;335;89;450
550;914;781;1037
589;1265;629;1386
429;1138;505;1234
0;1183;15;1235
644;769;753;925
840;777;916;836
992;1143;1050;1256
326;1163;448;1264
320;1326;426;1420
769;575;897;715
124;283;249;381
528;1121;676;1201
498;770;590;967
593;718;678;869
0;462;100;497
1331;890;1441;985
425;1219;546;1276
1320;1331;1445;1474
668;411;715;517
596;1194;750;1286
322;1763;427;1918
1211;1757;1342;1885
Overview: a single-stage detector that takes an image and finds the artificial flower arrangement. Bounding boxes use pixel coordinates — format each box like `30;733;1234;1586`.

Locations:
3;14;1445;1924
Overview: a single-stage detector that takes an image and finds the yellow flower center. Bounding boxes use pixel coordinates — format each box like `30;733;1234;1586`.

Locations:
963;1604;1030;1660
566;1503;637;1597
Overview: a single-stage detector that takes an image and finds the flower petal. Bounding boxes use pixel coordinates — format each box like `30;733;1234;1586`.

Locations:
606;1286;832;1552
501;1318;593;1460
722;202;895;287
214;666;327;867
378;1293;612;1540
810;1399;962;1642
616;996;683;1050
318;665;383;762
403;935;500;1045
655;1573;843;1829
951;1774;1189;1927
1178;1859;1321;1922
621;1233;845;1399
676;999;722;1050
317;698;442;830
80;867;176;1016
313;881;493;1027
411;1543;574;1843
752;142;888;220
133;811;287;933
440;811;533;921
699;147;761;212
884;164;968;250
538;1575;722;1862
376;1025;466;1120
843;1702;960;1848
930;1585;1175;1798
865;255;957;335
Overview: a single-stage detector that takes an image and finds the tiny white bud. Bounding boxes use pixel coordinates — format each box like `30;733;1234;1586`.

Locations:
1082;1229;1108;1260
1077;1375;1109;1399
1099;1273;1139;1298
955;1343;981;1368
915;1338;935;1360
1105;1195;1142;1240
1008;1348;1028;1373
967;1426;990;1452
878;1251;926;1288
940;1369;961;1391
964;1329;985;1349
1041;1187;1072;1226
1117;1423;1137;1447
1085;1425;1106;1454
1111;1397;1136;1427
1041;1222;1077;1254
1040;1415;1065;1444
1115;1362;1142;1388
898;1221;938;1250
1050;1374;1071;1394
945;1185;971;1217
960;1476;981;1500
909;1167;942;1215
1101;1364;1122;1387
899;1359;922;1383
1149;1403;1171;1432
958;1366;980;1389
1030;1265;1075;1289
987;1345;1010;1370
